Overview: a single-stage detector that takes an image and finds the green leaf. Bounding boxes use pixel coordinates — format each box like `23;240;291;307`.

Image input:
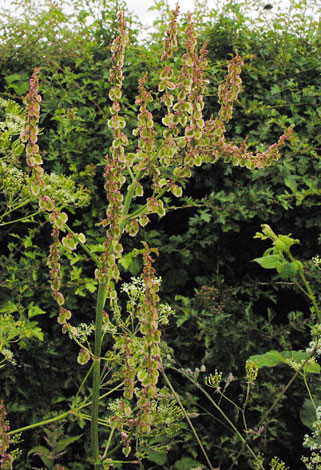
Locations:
278;261;300;279
28;446;51;468
249;350;284;368
27;302;46;319
300;398;321;430
119;252;134;270
174;456;203;469
119;249;142;275
0;301;19;314
253;254;285;269
55;434;82;453
249;350;320;374
85;280;97;293
199;210;211;223
145;446;167;465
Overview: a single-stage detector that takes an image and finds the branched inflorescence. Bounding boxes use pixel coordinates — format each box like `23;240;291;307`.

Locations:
96;12;129;288
20;70;54;210
135;245;161;433
21;70;77;333
0;401;13;470
154;10;292;183
198;54;292;168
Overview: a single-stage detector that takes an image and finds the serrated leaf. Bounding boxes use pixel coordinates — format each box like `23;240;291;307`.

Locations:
55;435;82;453
174;456;203;469
278;261;300;279
253;254;285;269
28;446;51;468
145;446;167;465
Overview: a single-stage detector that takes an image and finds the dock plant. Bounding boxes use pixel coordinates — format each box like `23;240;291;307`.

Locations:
0;6;293;469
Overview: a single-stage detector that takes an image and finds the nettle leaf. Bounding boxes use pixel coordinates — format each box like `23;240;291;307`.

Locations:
278;261;302;279
28;446;51;468
274;234;299;251
253;254;285;270
174;456;204;470
55;434;82;453
145;446;167;465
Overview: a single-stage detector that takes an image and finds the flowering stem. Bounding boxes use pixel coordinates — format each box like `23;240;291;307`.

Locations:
162;369;216;470
0;209;42;226
91;281;108;469
64;223;99;264
121;171;143;226
174;366;261;468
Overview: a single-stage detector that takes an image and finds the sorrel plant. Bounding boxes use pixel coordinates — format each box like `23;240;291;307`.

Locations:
3;7;292;469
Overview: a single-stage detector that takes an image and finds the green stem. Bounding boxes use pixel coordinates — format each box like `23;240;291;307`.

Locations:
194;380;260;467
91;281;108;469
64;223;98;264
240;383;251;433
0;209;42;226
288;251;321;321
303;373;317;414
227;344;320;470
299;270;321;322
75;363;94;401
162;369;216;470
0;198;32;219
9;410;71;436
103;429;135;460
89;167;138;467
100;425;116;461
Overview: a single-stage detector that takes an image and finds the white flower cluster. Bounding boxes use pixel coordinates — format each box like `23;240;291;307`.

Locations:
302;451;321;469
303;433;321;451
303;413;321;451
0;97;25;136
121;276;147;304
159;303;175;325
1;348;17;367
70;322;95;342
312;255;321;269
306;324;321;357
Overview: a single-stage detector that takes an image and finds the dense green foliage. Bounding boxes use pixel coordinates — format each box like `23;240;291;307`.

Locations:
1;0;321;469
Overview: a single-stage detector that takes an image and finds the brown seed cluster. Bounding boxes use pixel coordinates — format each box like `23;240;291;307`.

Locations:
0;401;13;470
